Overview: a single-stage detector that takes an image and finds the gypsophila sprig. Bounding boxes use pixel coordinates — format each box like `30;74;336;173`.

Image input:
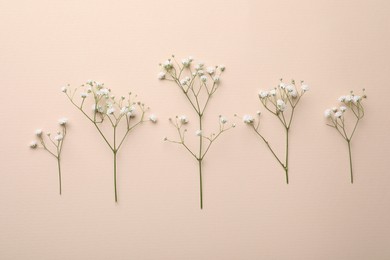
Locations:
241;79;310;184
29;118;68;194
324;89;367;183
63;81;155;202
159;55;234;209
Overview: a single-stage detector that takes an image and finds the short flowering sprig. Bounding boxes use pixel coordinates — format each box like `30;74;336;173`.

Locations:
324;89;367;183
158;55;234;209
30;118;68;194
241;79;309;183
62;81;156;202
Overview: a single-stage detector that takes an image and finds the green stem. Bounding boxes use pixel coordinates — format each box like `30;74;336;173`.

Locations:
347;140;353;184
285;128;289;184
199;114;203;209
57;157;62;195
199;159;203;209
114;151;118;202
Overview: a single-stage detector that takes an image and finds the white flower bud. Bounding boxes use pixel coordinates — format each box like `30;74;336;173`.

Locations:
324;109;332;118
58;118;68;126
335;111;343;118
243;115;254;124
178;115;189;124
35;129;43;136
276;99;286;112
54;134;64;141
30;141;38;149
158;72;166;80
149;114;157;123
301;84;309;92
259;91;268;99
206;67;215;75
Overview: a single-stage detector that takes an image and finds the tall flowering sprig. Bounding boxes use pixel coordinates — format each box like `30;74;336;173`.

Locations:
30;118;68;194
324;89;367;183
62;81;156;202
158;55;234;209
242;79;310;183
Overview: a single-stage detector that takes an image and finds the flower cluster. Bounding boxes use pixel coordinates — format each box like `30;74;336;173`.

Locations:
30;118;68;194
242;79;310;183
257;80;309;114
158;55;232;209
63;80;156;202
324;89;367;183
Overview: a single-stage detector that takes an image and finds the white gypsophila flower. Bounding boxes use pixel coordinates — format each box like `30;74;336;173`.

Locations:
127;111;136;118
213;76;220;83
86;80;93;85
256;110;261;115
180;79;188;86
107;107;115;115
206;67;215;75
54;134;63;141
96;82;104;88
86;87;92;93
179;115;189;124
197;70;204;76
30;141;38;149
92;104;103;113
149;114;157;123
345;95;352;103
188;56;194;62
276;99;286;112
338;96;346;102
269;89;276;96
58;117;68;126
279;82;286;89
353;95;361;103
332;107;338;112
81;92;87;98
243;114;254;124
289;90;298;98
286;84;295;92
324;109;332;118
35;129;43;136
301;84;309;92
120;106;129;115
97;88;110;96
259;91;268;99
61;86;67;93
219;65;225;72
163;60;173;70
195;130;202;136
340;106;347;112
200;75;207;83
335;111;343;118
158;72;166;80
181;58;191;67
220;116;227;124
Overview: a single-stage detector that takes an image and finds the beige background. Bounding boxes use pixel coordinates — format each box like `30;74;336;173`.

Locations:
1;0;390;259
